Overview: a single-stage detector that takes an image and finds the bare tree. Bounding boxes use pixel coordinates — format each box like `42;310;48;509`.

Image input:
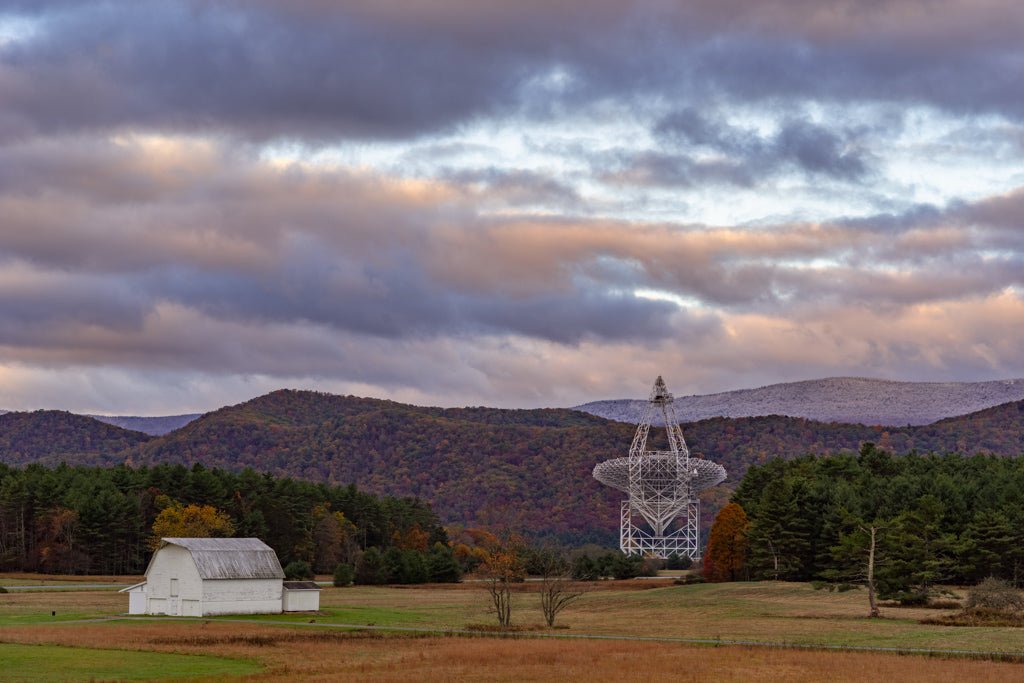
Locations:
539;573;585;627
532;548;586;627
479;538;525;629
818;519;888;618
862;524;882;618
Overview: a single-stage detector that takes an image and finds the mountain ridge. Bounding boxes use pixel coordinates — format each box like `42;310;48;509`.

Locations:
576;376;1024;426
5;376;1024;434
3;389;1023;543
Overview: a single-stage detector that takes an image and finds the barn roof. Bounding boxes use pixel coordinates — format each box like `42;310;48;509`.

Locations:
283;581;321;590
158;537;285;580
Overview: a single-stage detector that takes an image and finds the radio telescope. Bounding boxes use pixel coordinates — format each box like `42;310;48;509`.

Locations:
593;376;727;560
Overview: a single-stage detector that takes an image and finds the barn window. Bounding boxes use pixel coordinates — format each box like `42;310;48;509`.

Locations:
170;578;179;597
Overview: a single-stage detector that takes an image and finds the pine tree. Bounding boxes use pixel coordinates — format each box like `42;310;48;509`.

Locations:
747;479;809;580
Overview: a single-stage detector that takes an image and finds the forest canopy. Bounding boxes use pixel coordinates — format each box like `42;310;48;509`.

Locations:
0;462;446;575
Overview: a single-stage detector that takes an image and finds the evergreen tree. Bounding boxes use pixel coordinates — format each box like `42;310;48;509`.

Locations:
747;479;809;580
355;547;390;585
878;495;955;602
427;544;462;583
958;509;1015;583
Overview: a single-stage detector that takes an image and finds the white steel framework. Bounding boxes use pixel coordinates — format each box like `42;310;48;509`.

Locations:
593;376;727;560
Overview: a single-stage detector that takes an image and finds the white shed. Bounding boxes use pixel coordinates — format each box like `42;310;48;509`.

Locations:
122;537;290;616
282;581;322;612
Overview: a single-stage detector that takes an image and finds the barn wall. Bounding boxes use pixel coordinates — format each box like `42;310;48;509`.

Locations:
201;578;283;615
145;545;203;615
127;587;147;615
283;590;320;612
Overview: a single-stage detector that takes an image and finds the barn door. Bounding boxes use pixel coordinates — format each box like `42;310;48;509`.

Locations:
168;578;180;616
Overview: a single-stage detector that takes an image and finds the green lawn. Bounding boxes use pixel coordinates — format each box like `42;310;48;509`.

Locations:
217;604;433;627
0;643;260;682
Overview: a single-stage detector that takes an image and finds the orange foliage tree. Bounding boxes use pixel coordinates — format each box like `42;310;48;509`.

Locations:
150;498;235;549
478;533;527;628
703;502;750;582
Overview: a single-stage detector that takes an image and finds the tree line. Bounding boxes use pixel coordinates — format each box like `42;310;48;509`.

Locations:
704;444;1024;603
0;462;448;576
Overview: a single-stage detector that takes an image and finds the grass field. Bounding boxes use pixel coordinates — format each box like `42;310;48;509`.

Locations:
2;579;1024;680
0;642;260;682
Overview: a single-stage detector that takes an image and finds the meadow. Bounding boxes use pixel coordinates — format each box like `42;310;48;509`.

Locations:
3;575;1024;681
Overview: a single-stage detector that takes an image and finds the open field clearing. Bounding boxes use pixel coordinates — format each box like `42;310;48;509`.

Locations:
3;580;1024;680
0;573;142;585
0;623;1023;682
223;581;1024;654
0;642;260;682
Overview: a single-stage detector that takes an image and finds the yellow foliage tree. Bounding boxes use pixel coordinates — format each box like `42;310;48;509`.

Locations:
149;502;235;550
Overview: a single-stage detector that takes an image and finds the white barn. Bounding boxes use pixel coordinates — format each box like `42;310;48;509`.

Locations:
121;537;320;616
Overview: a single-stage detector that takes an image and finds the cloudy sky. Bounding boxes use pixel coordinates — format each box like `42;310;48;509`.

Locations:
1;1;1023;414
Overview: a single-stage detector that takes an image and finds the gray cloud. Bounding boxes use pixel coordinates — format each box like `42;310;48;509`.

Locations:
652;110;870;183
1;1;1024;411
0;136;1021;359
3;1;1024;146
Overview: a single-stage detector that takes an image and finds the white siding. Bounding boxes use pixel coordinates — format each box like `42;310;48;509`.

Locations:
133;538;292;616
282;589;320;612
201;578;283;615
145;545;203;615
126;586;147;615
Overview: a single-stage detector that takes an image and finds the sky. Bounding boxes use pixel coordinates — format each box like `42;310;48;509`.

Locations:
1;0;1023;414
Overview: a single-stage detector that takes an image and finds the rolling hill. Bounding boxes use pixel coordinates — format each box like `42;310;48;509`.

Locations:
1;390;1022;542
576;377;1024;426
0;410;152;466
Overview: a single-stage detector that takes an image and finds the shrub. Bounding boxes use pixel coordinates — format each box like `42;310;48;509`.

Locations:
284;560;313;580
427;545;462;583
665;554;693;570
0;586;7;593
674;574;705;586
355;548;390;585
606;553;642;580
966;577;1024;613
333;563;354;587
571;555;599;581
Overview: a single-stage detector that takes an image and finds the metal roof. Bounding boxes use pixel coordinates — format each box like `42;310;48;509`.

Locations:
283;581;321;590
159;537;285;580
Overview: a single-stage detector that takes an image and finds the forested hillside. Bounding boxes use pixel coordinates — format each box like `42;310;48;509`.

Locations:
1;390;1023;543
0;462;445;575
0;411;151;465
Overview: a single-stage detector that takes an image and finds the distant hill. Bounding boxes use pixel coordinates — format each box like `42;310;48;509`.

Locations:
576;377;1024;426
0;409;199;436
87;413;202;436
0;410;151;466
2;390;1023;543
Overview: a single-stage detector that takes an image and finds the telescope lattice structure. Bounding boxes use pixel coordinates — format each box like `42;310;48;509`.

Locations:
592;376;727;560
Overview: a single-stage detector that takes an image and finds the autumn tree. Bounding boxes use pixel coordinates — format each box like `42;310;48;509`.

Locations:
703;502;750;582
312;505;358;573
35;507;82;575
478;534;526;628
150;499;235;549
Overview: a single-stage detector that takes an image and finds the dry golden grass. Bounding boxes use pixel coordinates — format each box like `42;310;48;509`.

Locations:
6;580;1024;681
0;572;142;584
1;621;1022;682
0;586;125;624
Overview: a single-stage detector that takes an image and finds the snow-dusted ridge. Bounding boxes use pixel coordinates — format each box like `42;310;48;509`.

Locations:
574;377;1024;426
